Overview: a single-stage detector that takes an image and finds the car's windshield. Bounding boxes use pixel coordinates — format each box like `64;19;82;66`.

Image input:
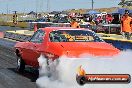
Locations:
50;30;104;42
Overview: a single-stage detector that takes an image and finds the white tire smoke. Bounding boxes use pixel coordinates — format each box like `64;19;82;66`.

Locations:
36;51;132;88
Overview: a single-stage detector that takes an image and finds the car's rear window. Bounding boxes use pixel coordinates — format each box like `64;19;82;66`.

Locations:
49;30;104;42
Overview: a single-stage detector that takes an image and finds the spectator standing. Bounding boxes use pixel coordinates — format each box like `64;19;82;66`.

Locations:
129;13;132;33
106;14;113;24
70;18;80;28
121;10;132;40
96;16;102;24
47;17;51;22
90;20;97;32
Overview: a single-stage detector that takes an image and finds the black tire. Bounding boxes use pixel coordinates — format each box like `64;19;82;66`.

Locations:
17;56;25;73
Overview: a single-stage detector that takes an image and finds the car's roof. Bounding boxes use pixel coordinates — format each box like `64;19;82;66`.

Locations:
39;27;91;32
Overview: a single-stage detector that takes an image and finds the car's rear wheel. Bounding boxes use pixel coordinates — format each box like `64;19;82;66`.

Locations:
17;56;25;73
45;58;60;78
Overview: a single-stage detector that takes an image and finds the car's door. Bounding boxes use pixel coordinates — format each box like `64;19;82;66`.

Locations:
22;29;45;67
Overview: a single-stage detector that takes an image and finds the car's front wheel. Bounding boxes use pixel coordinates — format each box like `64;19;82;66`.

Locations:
17;56;25;72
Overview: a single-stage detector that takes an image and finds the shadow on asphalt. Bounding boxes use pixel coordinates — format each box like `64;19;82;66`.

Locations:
8;67;39;82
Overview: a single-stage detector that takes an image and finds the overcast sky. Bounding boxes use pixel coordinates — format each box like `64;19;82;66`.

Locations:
0;0;121;13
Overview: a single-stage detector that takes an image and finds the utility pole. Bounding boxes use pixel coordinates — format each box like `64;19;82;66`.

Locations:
92;0;94;10
6;1;9;21
6;2;8;15
36;0;38;18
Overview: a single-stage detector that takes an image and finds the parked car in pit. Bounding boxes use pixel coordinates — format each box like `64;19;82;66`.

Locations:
53;17;70;23
96;24;121;34
14;27;120;72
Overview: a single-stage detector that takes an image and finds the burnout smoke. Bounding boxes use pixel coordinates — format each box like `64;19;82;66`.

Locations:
36;51;132;88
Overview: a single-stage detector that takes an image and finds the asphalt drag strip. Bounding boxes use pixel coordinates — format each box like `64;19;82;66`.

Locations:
0;38;37;88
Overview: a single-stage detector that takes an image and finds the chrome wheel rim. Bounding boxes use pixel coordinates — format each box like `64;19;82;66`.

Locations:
17;58;21;68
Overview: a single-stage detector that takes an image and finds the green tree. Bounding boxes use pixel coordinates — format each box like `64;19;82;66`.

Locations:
119;0;132;7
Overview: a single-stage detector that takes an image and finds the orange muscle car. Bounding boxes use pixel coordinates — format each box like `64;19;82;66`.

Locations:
14;27;120;72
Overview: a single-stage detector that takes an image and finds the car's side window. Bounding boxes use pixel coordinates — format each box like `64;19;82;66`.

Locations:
30;30;45;43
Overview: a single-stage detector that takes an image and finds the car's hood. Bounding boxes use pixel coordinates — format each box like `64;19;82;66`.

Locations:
59;42;120;57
